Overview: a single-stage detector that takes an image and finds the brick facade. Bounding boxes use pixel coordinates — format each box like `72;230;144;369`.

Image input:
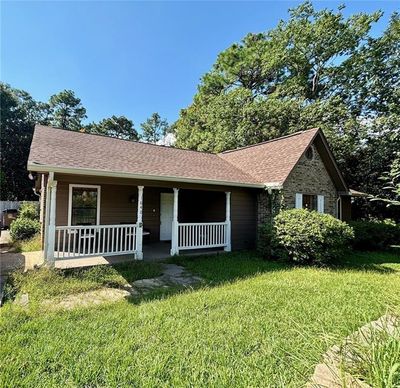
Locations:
282;145;338;216
257;144;338;230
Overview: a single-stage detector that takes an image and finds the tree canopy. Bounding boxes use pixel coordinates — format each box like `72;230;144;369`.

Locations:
174;2;400;212
84;116;139;141
48;90;87;131
140;112;171;144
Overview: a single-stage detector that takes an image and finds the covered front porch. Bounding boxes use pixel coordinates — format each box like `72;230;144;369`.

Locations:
43;173;232;265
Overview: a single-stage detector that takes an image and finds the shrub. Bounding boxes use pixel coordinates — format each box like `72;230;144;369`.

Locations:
257;222;274;258
271;209;354;264
18;202;39;221
10;218;41;241
349;219;400;250
12;233;42;253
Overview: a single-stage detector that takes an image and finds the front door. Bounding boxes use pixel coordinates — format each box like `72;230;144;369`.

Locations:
160;193;174;241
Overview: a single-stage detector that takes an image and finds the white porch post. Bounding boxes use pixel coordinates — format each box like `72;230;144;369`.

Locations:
135;186;144;260
170;188;179;256
46;175;57;265
224;191;232;252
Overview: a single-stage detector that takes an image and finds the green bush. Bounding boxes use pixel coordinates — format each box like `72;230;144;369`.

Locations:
10;218;41;241
257;222;274;258
271;209;354;264
18;202;39;221
349;219;400;250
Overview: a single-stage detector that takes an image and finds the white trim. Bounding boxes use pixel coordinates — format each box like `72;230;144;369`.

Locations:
295;193;303;209
224;192;231;252
46;177;57;264
135;186;144;260
27;162;265;189
317;195;325;213
170;188;179;256
68;184;101;226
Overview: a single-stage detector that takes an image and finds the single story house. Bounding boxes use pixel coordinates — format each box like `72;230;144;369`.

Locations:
28;125;352;263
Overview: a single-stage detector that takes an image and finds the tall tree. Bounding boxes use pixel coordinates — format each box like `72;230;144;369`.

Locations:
141;113;170;144
0;84;40;200
49;89;86;130
174;1;399;209
85;115;139;141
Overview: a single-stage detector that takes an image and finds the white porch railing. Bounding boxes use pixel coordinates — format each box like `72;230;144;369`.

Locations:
178;222;228;250
55;224;137;259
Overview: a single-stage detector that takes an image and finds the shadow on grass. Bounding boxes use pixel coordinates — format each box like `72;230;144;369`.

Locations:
124;251;293;306
126;248;400;306
330;247;400;274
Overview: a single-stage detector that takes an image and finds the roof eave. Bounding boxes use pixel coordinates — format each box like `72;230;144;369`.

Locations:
27;162;266;189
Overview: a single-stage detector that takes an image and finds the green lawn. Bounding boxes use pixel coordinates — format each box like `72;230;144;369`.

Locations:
1;250;399;387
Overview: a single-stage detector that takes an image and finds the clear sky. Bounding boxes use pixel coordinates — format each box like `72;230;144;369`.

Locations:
1;1;398;129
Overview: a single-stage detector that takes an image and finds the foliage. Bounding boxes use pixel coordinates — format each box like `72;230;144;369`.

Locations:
140;112;171;143
272;209;354;264
0;84;37;200
18;202;39;221
174;2;400;209
12;234;42;253
1;250;400;386
373;151;400;207
349;220;400;251
10;217;40;241
257;222;274;258
341;320;400;388
84;115;139;141
48;89;87;130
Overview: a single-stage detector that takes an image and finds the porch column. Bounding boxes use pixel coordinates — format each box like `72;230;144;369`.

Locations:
170;188;179;256
135;186;144;260
46;176;57;265
224;191;232;252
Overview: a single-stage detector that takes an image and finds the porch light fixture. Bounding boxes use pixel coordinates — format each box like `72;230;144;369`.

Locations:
129;194;136;204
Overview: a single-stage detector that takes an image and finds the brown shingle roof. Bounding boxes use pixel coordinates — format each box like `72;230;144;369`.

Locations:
219;128;319;186
28;125;261;186
28;125;321;187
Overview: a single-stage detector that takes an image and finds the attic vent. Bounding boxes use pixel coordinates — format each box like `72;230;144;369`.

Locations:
305;145;314;161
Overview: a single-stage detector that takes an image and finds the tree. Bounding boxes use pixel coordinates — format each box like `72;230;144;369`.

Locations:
140;113;170;144
0;84;38;200
49;89;86;130
85;115;139;141
174;1;399;210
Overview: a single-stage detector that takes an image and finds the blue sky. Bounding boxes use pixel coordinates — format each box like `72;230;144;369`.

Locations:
1;1;398;130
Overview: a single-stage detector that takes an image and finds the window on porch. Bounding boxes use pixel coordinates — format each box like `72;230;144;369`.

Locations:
69;185;100;226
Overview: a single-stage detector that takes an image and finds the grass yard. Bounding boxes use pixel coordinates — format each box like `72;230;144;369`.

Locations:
1;250;399;386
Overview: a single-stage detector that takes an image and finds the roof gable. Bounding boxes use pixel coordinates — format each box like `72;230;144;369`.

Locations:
219;128;319;186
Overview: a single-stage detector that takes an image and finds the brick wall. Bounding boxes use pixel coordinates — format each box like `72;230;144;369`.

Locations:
282;145;338;216
257;145;339;233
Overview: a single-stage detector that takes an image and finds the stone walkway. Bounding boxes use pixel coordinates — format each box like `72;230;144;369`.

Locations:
308;314;399;387
39;264;202;310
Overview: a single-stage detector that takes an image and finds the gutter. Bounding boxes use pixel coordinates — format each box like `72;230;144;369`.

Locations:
27;162;266;189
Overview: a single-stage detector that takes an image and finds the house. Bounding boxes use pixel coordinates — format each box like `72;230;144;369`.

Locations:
28;125;352;264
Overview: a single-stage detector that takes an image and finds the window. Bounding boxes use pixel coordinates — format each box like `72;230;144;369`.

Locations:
295;193;325;213
68;185;100;226
303;194;317;211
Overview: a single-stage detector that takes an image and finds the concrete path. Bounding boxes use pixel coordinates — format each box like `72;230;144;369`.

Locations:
0;230;12;247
